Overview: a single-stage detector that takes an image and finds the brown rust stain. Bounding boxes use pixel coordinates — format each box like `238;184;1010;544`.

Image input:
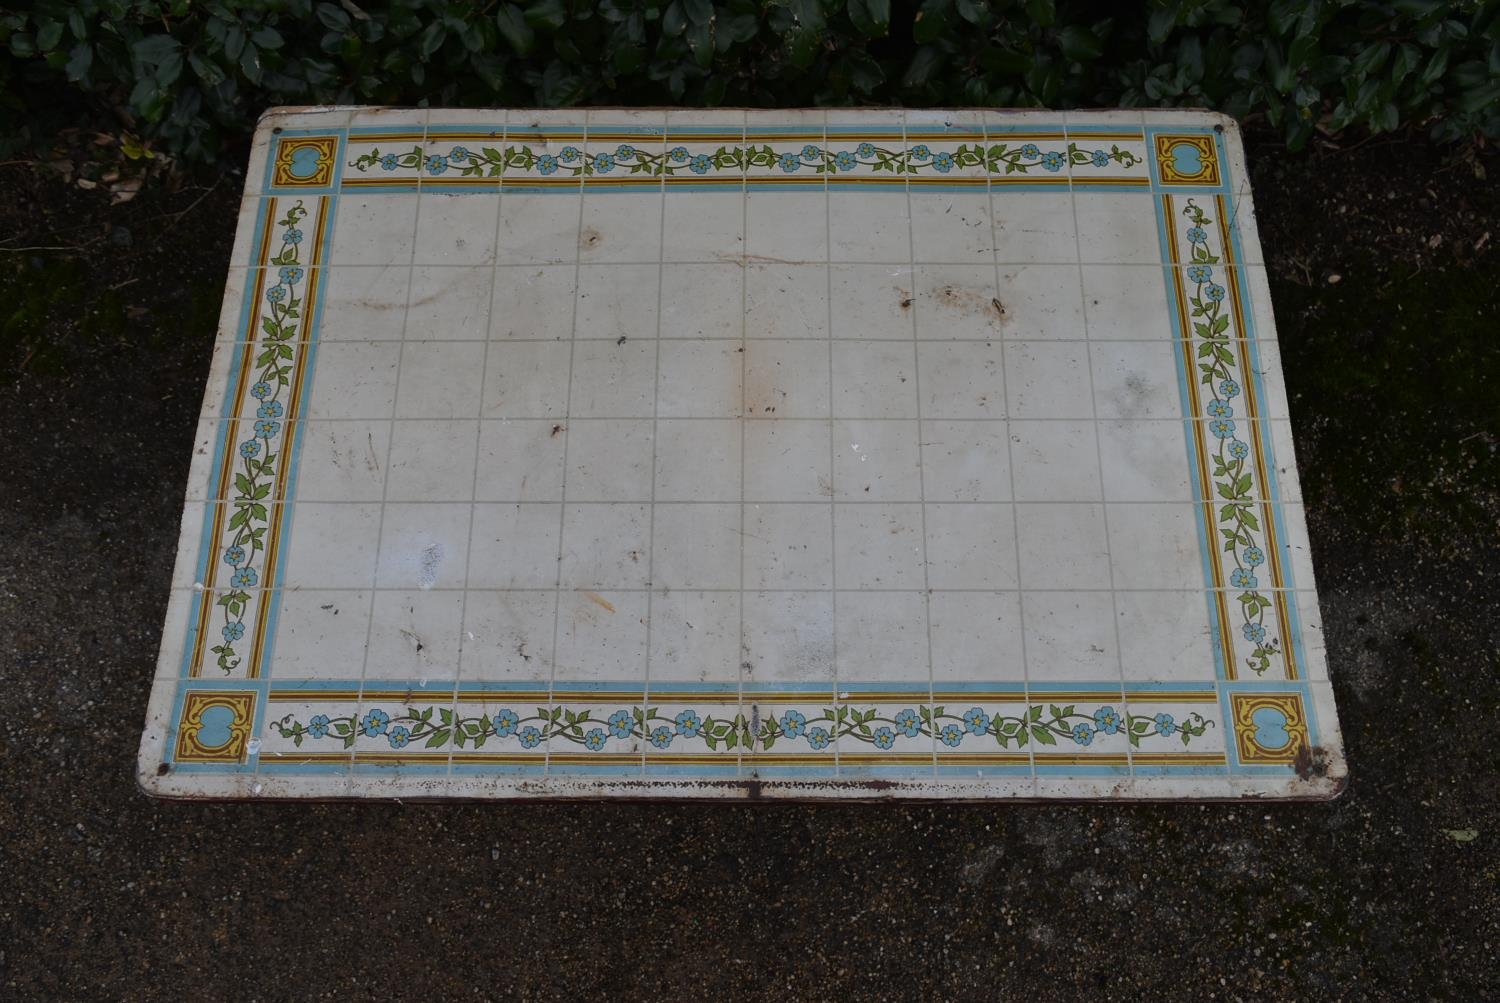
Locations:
1293;743;1333;781
582;591;616;614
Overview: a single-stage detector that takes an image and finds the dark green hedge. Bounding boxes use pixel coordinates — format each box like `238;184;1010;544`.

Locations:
3;0;1498;162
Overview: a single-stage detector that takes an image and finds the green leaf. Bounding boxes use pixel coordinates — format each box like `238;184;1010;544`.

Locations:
1025;0;1055;29
913;0;949;45
682;0;714;27
65;42;92;81
418;21;446;59
425;728;451;748
525;0;569;32
496;4;535;54
1057;25;1102;63
1032;725;1058;745
36;20;64;52
848;0;890;37
133;35;180;65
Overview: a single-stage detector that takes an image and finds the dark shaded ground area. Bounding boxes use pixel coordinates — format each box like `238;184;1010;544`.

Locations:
2;127;1498;1001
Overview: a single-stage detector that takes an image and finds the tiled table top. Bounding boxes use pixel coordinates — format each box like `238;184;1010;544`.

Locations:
138;107;1346;801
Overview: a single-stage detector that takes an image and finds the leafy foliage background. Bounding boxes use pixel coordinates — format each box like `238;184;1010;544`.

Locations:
1;0;1497;161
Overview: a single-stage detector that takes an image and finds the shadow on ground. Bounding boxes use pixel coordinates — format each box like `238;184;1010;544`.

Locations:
1;129;1497;1000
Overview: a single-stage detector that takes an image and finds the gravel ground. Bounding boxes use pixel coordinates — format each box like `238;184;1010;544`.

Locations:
1;129;1497;1001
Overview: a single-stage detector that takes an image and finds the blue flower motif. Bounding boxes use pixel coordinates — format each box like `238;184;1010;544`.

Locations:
379;153;398;171
593;153;615;174
779;709;806;739
254;419;281;439
537;154;558;176
307;714;330;739
807;726;831;750
675;710;702;738
690;154;711;175
1230;568;1259;589
251;382;272;400
940;724;964;748
801;144;821;160
856;142;875;158
284;228;304;245
1154;713;1176;737
1186;226;1208;243
834;151;857;172
669;146;689;163
266;286;286;303
278;266;303;285
257;400;284;420
388;725;411;749
1206;283;1227;302
222;621;245;643
584;728;606;751
362;708;390;736
492;708;519;738
910;143;931;161
964;707;990;735
223;545;246;565
1228;439;1250;460
1041;151;1065;172
1219;378;1240;399
608;709;633;739
519;726;543;749
425;155;448;175
893;708;921;738
231;567;258;589
1206;399;1232;418
238;439;260;459
872;727;896;750
1091;149;1110;167
1243;622;1267;644
615;144;635;160
560;146;581;163
1243;546;1265;567
778;152;800;173
1020;143;1041;158
449;146;470;163
1210;418;1236;440
1094;706;1122;735
933;152;956;173
1071;722;1095;746
649;726;673;749
1187;264;1212;283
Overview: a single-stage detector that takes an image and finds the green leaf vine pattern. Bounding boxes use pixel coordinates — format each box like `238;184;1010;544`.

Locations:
208;201;307;674
1181;198;1281;675
272;702;1210;753
349;140;1141;181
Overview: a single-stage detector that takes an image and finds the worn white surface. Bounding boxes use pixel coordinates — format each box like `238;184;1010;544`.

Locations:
138;107;1346;800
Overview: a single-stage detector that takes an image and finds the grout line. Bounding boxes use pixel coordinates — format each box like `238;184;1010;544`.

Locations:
984;112;1038;791
900;109;940;778
1065;111;1135;785
446;111;510;781
640;112;670;776
735;112;748;778
351;107;432;794
545;111;592;781
820;111;840;776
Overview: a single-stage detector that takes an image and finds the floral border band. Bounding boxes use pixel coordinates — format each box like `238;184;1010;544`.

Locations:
346;138;1142;186
270;700;1212;755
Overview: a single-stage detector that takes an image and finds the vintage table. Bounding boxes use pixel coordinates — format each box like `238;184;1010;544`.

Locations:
138;107;1346;800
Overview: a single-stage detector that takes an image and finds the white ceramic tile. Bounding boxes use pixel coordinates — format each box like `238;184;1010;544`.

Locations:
1009;421;1104;502
143;108;1342;802
834;503;926;589
743;504;834;590
832;419;923;501
744;420;831;502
